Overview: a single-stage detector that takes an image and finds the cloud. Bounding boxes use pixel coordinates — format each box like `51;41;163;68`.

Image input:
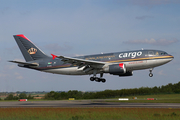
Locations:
129;0;180;7
74;54;84;57
14;72;23;80
158;70;166;76
135;16;153;20
6;65;16;70
0;73;9;78
44;43;73;54
0;7;10;15
124;38;178;46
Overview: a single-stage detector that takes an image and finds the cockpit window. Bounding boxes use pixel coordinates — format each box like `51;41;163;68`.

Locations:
161;52;168;55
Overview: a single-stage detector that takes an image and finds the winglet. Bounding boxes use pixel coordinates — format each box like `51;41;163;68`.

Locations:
51;54;57;60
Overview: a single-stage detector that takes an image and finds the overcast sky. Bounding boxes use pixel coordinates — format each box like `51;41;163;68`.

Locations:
0;0;180;92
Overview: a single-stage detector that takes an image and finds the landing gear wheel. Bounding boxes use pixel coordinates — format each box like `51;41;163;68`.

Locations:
95;77;100;82
149;68;153;77
149;73;153;77
101;79;106;83
90;77;95;81
91;77;106;83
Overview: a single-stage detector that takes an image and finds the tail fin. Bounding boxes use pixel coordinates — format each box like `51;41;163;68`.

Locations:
13;34;49;61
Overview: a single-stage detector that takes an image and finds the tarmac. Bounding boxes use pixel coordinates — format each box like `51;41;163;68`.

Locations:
0;100;180;108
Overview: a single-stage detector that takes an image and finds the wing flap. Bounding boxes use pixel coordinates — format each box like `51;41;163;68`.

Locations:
57;55;106;69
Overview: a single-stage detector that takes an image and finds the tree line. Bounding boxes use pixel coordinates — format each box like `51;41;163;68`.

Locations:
4;93;34;100
44;82;180;100
3;81;180;100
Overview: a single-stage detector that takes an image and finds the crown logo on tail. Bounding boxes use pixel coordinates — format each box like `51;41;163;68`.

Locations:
28;48;37;54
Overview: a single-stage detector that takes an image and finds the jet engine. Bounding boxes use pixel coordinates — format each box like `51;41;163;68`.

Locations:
103;63;126;75
119;71;133;77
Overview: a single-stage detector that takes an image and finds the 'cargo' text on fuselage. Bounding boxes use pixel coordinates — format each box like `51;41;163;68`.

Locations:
119;51;142;58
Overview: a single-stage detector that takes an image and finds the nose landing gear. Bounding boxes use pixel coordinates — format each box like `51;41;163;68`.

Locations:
149;68;153;77
149;73;153;77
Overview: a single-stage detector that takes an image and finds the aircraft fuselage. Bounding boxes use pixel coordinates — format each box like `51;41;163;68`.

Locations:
31;50;173;75
10;34;174;83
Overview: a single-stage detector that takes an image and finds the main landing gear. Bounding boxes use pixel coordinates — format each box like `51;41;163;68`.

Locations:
90;73;106;83
90;77;106;83
149;68;153;77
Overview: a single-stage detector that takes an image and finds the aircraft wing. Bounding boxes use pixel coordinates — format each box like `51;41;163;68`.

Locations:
57;56;106;69
9;61;38;66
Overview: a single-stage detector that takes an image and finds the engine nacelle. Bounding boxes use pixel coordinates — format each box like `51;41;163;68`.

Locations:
103;63;126;75
119;71;133;77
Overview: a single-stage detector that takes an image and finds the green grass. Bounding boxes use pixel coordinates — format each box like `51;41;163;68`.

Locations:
126;94;180;99
0;94;179;119
111;94;180;103
1;93;180;103
0;108;180;120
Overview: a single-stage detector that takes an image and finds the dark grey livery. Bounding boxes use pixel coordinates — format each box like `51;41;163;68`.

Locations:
10;34;174;83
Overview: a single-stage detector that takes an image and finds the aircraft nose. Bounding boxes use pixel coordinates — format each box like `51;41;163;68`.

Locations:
169;54;174;61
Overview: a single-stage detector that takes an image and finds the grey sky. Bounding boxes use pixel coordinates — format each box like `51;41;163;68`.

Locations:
0;0;180;92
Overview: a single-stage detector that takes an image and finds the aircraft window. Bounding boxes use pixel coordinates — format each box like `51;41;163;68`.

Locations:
148;51;154;56
161;52;168;55
155;52;159;56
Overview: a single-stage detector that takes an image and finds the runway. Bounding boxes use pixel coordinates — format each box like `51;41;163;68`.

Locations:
0;100;180;108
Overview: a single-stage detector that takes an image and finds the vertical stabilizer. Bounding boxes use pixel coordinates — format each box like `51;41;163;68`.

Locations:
13;34;49;61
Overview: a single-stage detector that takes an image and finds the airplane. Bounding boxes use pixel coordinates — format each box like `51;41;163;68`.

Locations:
9;34;174;83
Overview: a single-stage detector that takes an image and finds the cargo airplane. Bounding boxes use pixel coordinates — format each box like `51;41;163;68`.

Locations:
10;34;174;83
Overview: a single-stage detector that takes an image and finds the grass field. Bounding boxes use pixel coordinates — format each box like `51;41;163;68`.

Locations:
110;94;180;103
1;93;180;103
0;108;179;120
0;94;180;119
126;94;180;99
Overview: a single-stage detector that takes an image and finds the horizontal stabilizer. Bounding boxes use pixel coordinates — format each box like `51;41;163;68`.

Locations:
9;61;38;66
